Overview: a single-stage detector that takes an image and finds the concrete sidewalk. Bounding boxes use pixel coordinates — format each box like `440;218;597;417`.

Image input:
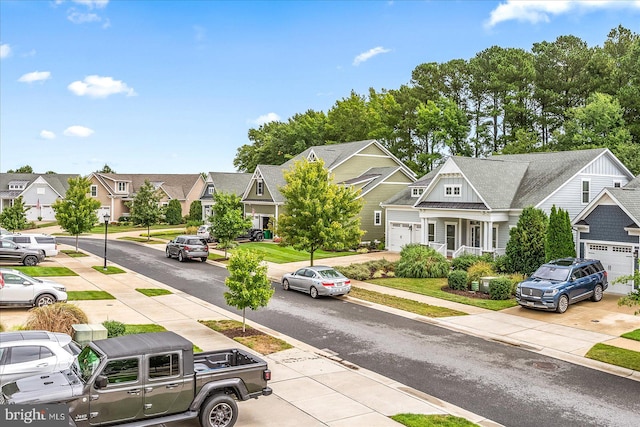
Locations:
0;246;499;427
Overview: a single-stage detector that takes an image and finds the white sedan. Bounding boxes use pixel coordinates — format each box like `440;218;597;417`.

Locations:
0;330;79;386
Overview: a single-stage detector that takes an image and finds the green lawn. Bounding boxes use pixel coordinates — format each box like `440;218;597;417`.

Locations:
55;224;186;235
145;231;185;241
135;288;173;297
586;343;640;371
61;249;89;257
350;287;467;317
118;236;166;244
92;266;126;274
68;291;116;300
392;414;477;427
367;277;518;311
124;324;168;334
621;329;640;341
230;242;354;264
12;266;78;277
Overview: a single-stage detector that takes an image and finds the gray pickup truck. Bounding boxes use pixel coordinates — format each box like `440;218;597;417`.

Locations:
1;332;272;427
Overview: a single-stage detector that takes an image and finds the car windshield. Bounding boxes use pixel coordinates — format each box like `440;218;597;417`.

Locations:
532;266;570;281
318;269;342;279
77;346;102;383
187;239;204;245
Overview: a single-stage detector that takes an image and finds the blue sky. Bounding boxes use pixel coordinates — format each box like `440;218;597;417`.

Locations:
2;0;639;175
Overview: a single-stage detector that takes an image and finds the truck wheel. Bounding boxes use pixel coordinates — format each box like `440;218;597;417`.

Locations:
556;294;569;314
23;255;38;266
591;284;603;302
199;394;238;427
178;251;185;262
35;294;56;307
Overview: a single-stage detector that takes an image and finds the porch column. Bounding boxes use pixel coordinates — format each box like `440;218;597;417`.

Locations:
420;217;428;245
486;221;493;252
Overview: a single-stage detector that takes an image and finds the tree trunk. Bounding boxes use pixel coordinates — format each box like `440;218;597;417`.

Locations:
147;225;150;242
75;235;79;252
242;307;246;332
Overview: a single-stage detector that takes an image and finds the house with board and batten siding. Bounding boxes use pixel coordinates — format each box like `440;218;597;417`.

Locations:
381;148;635;262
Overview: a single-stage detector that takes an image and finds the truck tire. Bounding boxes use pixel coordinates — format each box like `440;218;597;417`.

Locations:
199;394;238;427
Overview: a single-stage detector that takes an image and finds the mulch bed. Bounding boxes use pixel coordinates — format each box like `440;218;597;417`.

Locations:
218;326;266;339
442;286;492;300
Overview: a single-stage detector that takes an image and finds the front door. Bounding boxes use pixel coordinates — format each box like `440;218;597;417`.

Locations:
90;357;143;425
470;224;481;248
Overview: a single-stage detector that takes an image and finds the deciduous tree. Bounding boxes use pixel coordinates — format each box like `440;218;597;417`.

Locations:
52;177;101;251
209;192;252;258
127;180;161;241
7;165;33;173
224;249;274;332
278;159;364;266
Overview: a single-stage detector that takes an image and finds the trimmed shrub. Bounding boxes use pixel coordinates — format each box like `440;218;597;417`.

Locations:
451;254;481;271
186;225;198;235
493;255;510;273
489;277;514;300
335;264;370;281
396;244;450;278
165;199;183;225
25;303;89;335
102;320;126;337
186;219;202;228
448;270;468;291
466;261;495;286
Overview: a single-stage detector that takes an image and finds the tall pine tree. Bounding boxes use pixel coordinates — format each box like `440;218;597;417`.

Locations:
545;205;576;261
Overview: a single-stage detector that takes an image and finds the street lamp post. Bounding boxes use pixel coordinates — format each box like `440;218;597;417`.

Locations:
103;213;110;270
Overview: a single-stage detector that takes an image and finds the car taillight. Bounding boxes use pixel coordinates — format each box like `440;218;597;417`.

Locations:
344;280;351;285
263;369;271;381
321;282;334;287
184;246;191;251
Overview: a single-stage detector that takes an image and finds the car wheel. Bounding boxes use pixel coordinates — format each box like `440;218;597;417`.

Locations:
35;294;56;307
591;284;604;302
256;232;264;241
282;279;290;291
201;257;207;262
310;286;319;299
165;248;171;258
556;294;569;313
40;250;46;257
23;255;38;266
178;251;185;262
199;394;238;427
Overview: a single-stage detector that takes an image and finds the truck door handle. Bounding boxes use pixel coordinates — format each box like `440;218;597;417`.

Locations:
166;383;178;389
144;387;153;393
127;389;140;395
36;363;48;368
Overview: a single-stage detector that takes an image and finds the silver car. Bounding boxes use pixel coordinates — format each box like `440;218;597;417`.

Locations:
0;331;78;386
282;266;351;299
165;235;209;262
0;268;68;307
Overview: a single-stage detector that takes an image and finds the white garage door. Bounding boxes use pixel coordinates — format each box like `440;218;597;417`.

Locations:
389;223;411;252
585;243;634;295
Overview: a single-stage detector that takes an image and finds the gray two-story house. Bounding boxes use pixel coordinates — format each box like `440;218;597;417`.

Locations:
0;173;78;221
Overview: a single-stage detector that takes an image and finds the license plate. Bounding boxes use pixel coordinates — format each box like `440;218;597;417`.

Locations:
526;301;534;306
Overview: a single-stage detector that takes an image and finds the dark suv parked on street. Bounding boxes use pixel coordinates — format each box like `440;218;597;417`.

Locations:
516;258;608;313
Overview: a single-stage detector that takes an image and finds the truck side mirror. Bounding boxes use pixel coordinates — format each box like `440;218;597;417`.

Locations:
94;375;108;389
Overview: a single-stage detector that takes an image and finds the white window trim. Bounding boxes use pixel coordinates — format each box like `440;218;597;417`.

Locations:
444;185;461;197
117;182;127;193
207;186;214;195
90;185;98;197
411;188;424;198
428;222;436;242
581;179;590;204
613;180;622;188
256;180;264;196
374;210;382;226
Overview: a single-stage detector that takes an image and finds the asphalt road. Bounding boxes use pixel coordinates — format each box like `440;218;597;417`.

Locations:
63;238;640;427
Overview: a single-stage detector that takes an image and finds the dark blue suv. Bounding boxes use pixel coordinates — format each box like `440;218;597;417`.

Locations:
516;258;608;313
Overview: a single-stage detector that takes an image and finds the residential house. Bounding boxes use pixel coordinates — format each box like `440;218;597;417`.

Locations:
87;173;206;221
573;176;640;294
382;149;635;258
0;173;79;221
241;140;417;242
200;172;252;221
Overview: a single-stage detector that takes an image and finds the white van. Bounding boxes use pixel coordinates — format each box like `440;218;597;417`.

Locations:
3;234;59;257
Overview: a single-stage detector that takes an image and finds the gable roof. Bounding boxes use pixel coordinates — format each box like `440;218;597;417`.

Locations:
625;175;640;189
242;165;287;203
93;173;203;200
0;173;78;199
340;166;413;199
202;172;252;199
573;186;640;229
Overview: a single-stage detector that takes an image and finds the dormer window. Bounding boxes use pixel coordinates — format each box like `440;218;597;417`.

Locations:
308;152;317;162
256;180;264;196
207;186;214;195
411;188;424;198
117;182;127;192
444;185;461;197
8;181;27;191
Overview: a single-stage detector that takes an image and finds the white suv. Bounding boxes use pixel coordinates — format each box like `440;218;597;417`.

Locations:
3;233;58;257
0;268;67;307
0;330;79;386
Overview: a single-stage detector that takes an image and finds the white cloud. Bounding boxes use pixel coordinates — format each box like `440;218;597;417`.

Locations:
18;71;51;83
67;10;101;24
40;130;56;140
72;0;109;9
64;125;94;137
0;43;11;59
353;46;391;66
68;75;137;98
486;0;640;28
250;113;281;126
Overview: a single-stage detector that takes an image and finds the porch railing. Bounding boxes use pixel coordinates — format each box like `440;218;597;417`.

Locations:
452;245;482;258
428;242;446;256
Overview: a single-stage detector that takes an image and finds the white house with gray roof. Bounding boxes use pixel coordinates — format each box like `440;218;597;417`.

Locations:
200;172;252;221
382;148;635;257
573;177;640;295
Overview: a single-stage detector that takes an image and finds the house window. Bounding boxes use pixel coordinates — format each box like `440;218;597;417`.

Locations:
411;188;424;198
428;223;435;242
90;185;98;197
374;211;382;226
256;180;264;196
613;180;622;188
117;182;127;192
492;227;498;250
207;186;214;195
444;185;461;197
581;179;590;204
